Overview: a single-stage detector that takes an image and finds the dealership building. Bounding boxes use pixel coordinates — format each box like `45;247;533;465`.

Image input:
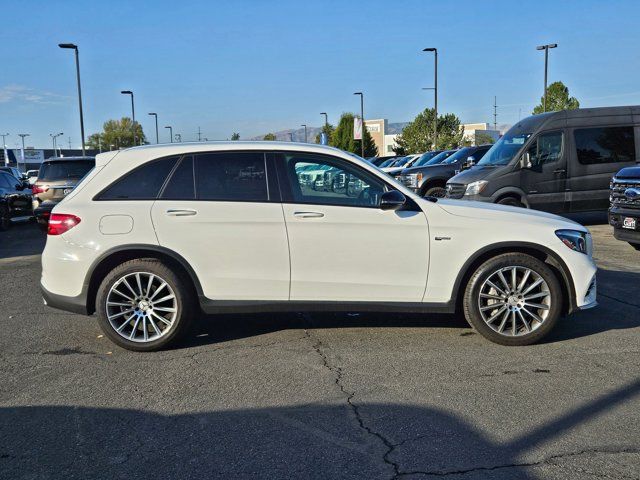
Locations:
1;148;99;172
364;119;501;156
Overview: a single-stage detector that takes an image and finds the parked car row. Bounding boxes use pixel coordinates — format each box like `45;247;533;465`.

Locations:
0;156;95;232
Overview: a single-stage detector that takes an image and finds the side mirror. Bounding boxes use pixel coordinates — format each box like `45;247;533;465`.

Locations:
520;152;532;169
379;190;406;211
462;156;476;170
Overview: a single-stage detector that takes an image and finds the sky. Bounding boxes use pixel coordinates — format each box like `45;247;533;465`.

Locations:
2;0;640;149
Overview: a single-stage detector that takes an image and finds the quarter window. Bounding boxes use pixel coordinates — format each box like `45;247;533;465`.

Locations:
97;156;177;200
282;153;385;207
195;152;268;201
574;126;636;165
527;131;563;167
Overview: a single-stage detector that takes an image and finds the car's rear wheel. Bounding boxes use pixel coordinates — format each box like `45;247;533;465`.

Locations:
463;253;562;346
96;259;194;351
0;205;10;231
424;186;446;198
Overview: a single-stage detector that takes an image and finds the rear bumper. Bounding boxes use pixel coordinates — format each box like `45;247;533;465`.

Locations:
41;282;88;315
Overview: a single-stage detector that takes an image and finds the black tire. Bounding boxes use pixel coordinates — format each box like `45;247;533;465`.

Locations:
462;253;562;346
497;196;524;208
424;186;446;198
96;258;195;351
0;205;10;232
630;242;640;251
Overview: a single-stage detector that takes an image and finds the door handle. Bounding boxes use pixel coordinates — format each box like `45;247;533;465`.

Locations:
553;169;566;174
293;211;324;218
166;209;197;216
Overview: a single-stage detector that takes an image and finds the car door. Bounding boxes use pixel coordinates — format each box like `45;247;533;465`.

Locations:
520;130;568;212
568;125;637;212
276;152;429;302
150;151;290;301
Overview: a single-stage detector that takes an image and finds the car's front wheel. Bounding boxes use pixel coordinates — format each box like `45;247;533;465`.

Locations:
463;253;562;346
96;259;194;351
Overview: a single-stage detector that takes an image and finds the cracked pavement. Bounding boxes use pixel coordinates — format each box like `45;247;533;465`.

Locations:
1;222;639;479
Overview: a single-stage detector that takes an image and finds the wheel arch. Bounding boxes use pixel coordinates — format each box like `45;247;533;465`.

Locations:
84;244;203;315
451;242;576;316
492;187;530;208
419;177;449;195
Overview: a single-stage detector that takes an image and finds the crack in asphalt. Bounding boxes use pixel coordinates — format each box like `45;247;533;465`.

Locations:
397;447;640;478
302;324;402;479
598;292;640;309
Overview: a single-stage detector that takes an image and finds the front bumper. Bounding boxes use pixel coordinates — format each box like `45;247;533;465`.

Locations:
609;207;640;245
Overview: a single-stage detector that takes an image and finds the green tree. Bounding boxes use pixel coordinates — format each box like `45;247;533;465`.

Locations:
87;117;146;150
263;133;277;141
532;81;580;114
329;113;377;157
314;123;335;144
393;108;464;155
231;132;240;141
474;132;496;145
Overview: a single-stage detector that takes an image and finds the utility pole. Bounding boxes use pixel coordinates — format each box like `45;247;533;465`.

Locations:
197;126;202;142
423;48;438;149
68;137;72;149
536;43;558;112
493;96;498;132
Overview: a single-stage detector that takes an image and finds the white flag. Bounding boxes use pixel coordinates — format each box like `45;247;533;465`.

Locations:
353;117;362;140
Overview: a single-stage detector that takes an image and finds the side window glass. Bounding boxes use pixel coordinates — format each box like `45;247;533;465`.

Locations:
0;173;12;189
195;152;267;201
284;154;385;207
527;132;563;167
161;156;195;200
97;156;177;200
574;126;636;165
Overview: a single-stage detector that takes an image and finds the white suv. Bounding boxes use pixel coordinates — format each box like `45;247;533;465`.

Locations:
41;142;598;351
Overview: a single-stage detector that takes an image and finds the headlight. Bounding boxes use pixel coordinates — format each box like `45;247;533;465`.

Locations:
464;180;488;196
556;229;590;255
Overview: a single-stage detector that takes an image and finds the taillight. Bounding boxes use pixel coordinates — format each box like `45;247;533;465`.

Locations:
32;185;48;194
48;214;81;235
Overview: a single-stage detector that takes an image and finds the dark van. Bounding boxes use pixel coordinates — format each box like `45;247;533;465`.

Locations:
446;106;639;213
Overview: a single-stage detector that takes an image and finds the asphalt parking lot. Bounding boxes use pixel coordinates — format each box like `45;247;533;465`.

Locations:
1;220;639;479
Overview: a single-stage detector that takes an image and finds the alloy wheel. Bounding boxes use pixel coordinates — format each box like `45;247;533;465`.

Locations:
477;266;551;337
106;272;178;343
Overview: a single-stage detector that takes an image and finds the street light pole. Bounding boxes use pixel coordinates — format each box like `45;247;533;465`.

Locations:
165;126;173;143
536;43;557;113
18;133;30;172
301;124;307;143
148;113;159;143
121;91;136;145
423;48;438;149
58;43;86;156
320;112;328;128
353;92;364;158
1;134;9;166
50;132;63;156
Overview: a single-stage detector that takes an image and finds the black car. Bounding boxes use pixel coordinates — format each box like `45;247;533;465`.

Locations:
34;200;59;232
447;106;639;212
396;146;491;197
0;170;33;231
609;165;640;250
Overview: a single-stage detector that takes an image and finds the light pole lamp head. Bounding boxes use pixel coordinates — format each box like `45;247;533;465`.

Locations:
353;92;362;96
423;47;437;52
537;43;558;50
320;112;327;115
148;112;157;116
58;43;77;50
121;90;133;95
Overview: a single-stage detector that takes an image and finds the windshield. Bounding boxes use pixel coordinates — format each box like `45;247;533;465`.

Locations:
476;115;550;166
379;158;396;168
441;148;474;165
413;151;440;167
38;160;95;182
424;150;456;166
394;157;411;167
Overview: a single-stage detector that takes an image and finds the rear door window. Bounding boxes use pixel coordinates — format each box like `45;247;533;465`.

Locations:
96;156;177;200
195;152;268;201
574;126;636;165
